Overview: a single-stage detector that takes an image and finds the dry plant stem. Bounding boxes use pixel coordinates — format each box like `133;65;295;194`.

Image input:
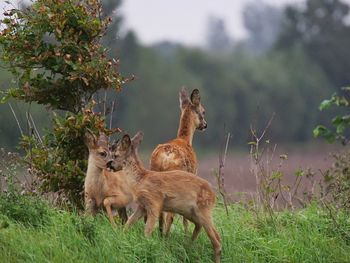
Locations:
8;103;24;136
250;113;275;208
109;100;116;130
103;91;107;117
218;131;230;216
29;113;43;145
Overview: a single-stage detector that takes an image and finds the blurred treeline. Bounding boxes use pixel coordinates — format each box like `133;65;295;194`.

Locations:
1;0;349;151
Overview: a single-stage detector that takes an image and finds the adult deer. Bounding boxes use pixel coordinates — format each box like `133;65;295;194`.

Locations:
84;133;129;225
109;132;221;263
150;87;207;234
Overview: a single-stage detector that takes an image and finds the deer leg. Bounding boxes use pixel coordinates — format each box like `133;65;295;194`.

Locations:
144;208;160;237
117;207;128;225
202;220;221;263
159;212;165;236
103;198;117;227
183;217;189;234
85;196;98;216
164;212;174;236
125;205;145;229
192;222;202;241
103;196;128;225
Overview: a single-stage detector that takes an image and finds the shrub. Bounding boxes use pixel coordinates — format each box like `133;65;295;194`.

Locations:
0;192;51;228
0;0;125;209
20;108;118;209
314;87;350;144
324;151;350;212
0;148;51;227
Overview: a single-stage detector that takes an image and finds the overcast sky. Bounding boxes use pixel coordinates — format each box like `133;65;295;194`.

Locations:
121;0;305;45
1;0;350;46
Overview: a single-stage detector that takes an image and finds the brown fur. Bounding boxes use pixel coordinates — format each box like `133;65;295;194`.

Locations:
84;133;128;225
149;88;207;234
110;132;221;263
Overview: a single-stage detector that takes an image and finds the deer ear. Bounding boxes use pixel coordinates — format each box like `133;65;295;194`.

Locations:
97;132;108;147
179;87;190;109
110;139;119;152
132;131;144;147
190;89;201;106
121;134;131;150
85;132;97;148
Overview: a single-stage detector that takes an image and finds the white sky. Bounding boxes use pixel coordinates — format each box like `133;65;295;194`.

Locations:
1;0;350;46
121;0;305;45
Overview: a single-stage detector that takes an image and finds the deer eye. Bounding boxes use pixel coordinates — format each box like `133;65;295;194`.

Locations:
99;151;107;157
202;111;205;115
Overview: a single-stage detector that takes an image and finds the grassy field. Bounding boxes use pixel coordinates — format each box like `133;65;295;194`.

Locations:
0;194;349;263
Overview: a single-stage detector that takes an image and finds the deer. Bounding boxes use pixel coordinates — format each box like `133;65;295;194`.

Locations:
108;132;221;263
149;87;207;235
84;132;129;226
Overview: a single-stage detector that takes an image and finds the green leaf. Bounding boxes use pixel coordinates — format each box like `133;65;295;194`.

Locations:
295;169;305;177
271;171;283;180
313;125;326;137
313;125;336;143
319;98;334;110
0;91;10;104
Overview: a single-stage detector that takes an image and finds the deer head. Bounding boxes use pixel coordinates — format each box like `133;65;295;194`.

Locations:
108;131;144;171
179;87;207;131
85;132;112;169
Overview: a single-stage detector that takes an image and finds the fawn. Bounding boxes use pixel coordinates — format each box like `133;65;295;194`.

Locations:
84;132;129;225
149;87;207;234
109;132;221;263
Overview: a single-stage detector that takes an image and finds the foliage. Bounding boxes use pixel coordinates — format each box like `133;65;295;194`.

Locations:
19;108;117;209
248;118;317;220
0;0;124;113
276;0;350;87
0;0;343;151
243;2;283;54
323;151;350;212
0;193;52;228
313;87;350;144
0;0;125;208
0;203;350;262
0;149;51;228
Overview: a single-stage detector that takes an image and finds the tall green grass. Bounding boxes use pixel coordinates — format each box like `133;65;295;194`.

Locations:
0;196;349;263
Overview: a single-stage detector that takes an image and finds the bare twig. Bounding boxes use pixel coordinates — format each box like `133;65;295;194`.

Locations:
109;100;116;129
217;127;231;216
103;90;107;117
29;113;43;145
249;113;276;213
8;103;24;136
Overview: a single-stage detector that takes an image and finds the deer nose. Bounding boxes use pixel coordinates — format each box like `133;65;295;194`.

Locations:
203;123;207;129
106;160;113;168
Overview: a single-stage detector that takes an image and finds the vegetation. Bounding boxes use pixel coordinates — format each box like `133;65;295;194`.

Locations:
0;0;125;207
0;196;349;262
1;0;349;151
1;0;350;261
0;0;123;112
314;87;350;144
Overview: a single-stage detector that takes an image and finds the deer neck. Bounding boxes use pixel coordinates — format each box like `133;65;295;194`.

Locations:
177;109;195;146
122;150;147;186
86;154;103;180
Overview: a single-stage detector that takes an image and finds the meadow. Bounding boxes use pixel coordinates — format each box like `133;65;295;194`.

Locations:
1;193;350;263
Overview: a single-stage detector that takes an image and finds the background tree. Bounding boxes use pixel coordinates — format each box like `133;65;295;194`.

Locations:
205;16;233;53
276;0;350;87
1;0;347;154
243;2;283;54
